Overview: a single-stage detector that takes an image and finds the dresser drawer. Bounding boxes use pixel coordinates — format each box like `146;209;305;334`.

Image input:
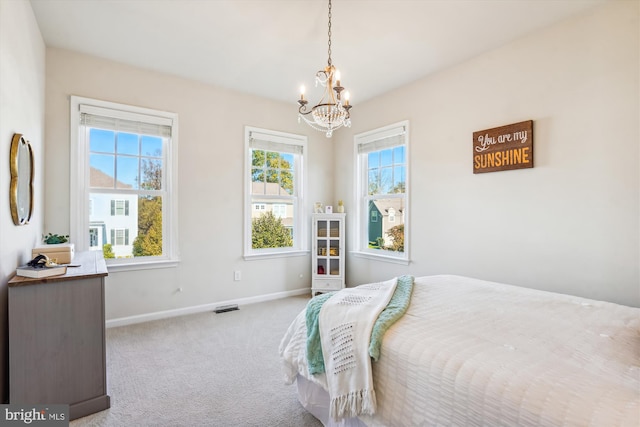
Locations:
312;279;343;291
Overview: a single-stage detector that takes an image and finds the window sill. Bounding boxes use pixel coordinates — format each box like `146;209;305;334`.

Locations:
351;250;410;265
243;250;309;261
106;258;180;272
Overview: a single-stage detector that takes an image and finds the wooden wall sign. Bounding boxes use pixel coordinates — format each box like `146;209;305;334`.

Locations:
473;120;533;174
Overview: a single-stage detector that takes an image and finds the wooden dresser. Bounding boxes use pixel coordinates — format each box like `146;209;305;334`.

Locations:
8;251;110;420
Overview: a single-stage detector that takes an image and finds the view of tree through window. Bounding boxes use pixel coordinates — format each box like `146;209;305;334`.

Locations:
356;123;409;260
72;96;178;268
132;154;163;257
244;127;305;257
250;149;294;249
88;128;165;258
367;145;406;252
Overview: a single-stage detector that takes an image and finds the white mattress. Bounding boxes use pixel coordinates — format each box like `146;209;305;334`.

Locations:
280;275;640;426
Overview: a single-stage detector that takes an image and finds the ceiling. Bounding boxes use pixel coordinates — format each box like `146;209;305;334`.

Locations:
30;0;607;105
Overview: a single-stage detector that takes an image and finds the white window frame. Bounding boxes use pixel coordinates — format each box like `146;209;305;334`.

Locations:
244;126;308;260
353;121;410;264
70;96;180;271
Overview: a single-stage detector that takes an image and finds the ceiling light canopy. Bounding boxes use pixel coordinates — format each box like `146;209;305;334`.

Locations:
297;0;352;138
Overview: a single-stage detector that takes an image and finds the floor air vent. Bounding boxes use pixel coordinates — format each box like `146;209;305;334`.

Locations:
214;304;239;313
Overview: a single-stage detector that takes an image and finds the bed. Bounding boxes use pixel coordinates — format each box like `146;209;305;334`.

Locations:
279;275;640;427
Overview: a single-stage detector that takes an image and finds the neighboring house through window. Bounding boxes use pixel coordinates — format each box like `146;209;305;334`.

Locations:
70;96;179;269
244;127;307;258
355;121;409;262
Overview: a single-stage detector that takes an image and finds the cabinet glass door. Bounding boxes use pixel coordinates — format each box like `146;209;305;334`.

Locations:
316;236;327;275
329;220;340;238
317;220;328;238
316;220;327;275
314;218;341;277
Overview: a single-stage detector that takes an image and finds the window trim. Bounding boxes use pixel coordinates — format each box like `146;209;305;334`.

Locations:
244;126;308;260
70;96;180;271
353;120;410;264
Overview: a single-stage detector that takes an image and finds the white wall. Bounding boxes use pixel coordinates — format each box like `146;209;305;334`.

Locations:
44;48;334;321
0;0;46;403
335;1;639;307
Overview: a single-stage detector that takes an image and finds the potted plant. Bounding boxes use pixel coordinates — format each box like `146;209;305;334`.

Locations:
42;233;69;244
34;233;75;264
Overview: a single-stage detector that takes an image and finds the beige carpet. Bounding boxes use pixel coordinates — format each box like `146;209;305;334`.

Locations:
71;295;322;427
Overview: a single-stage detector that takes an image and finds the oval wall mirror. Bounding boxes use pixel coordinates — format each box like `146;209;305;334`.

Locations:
10;133;34;225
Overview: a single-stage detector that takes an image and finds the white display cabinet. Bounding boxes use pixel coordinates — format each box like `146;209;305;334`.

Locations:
311;213;345;296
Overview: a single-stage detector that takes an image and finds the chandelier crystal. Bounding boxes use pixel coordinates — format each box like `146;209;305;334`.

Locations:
297;0;352;138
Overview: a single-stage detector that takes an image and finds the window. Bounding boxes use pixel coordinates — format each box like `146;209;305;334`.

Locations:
244;127;307;259
70;96;179;270
111;200;130;216
388;207;396;223
111;228;130;246
272;204;287;218
89;228;99;247
355;121;409;263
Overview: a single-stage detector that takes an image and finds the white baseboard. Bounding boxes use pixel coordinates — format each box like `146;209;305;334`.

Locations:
106;287;311;328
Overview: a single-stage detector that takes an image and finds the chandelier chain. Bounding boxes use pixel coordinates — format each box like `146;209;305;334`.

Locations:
297;0;352;138
327;0;332;66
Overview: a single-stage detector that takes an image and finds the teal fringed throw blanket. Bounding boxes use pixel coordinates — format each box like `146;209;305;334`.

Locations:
369;274;414;361
305;292;335;375
305;275;414;375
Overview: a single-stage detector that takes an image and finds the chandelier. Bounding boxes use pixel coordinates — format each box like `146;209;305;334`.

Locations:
297;0;352;138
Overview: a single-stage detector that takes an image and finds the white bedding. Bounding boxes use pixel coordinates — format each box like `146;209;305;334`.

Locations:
280;275;640;427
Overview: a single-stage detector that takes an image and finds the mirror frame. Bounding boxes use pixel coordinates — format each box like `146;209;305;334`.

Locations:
10;133;34;225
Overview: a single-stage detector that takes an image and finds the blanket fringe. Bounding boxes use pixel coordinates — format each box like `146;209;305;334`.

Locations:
330;388;377;420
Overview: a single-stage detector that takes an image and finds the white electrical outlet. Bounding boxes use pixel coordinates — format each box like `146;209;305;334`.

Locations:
234;270;241;281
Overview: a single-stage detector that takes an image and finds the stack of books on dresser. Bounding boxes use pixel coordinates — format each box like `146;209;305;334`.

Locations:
16;243;74;279
16;264;67;278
